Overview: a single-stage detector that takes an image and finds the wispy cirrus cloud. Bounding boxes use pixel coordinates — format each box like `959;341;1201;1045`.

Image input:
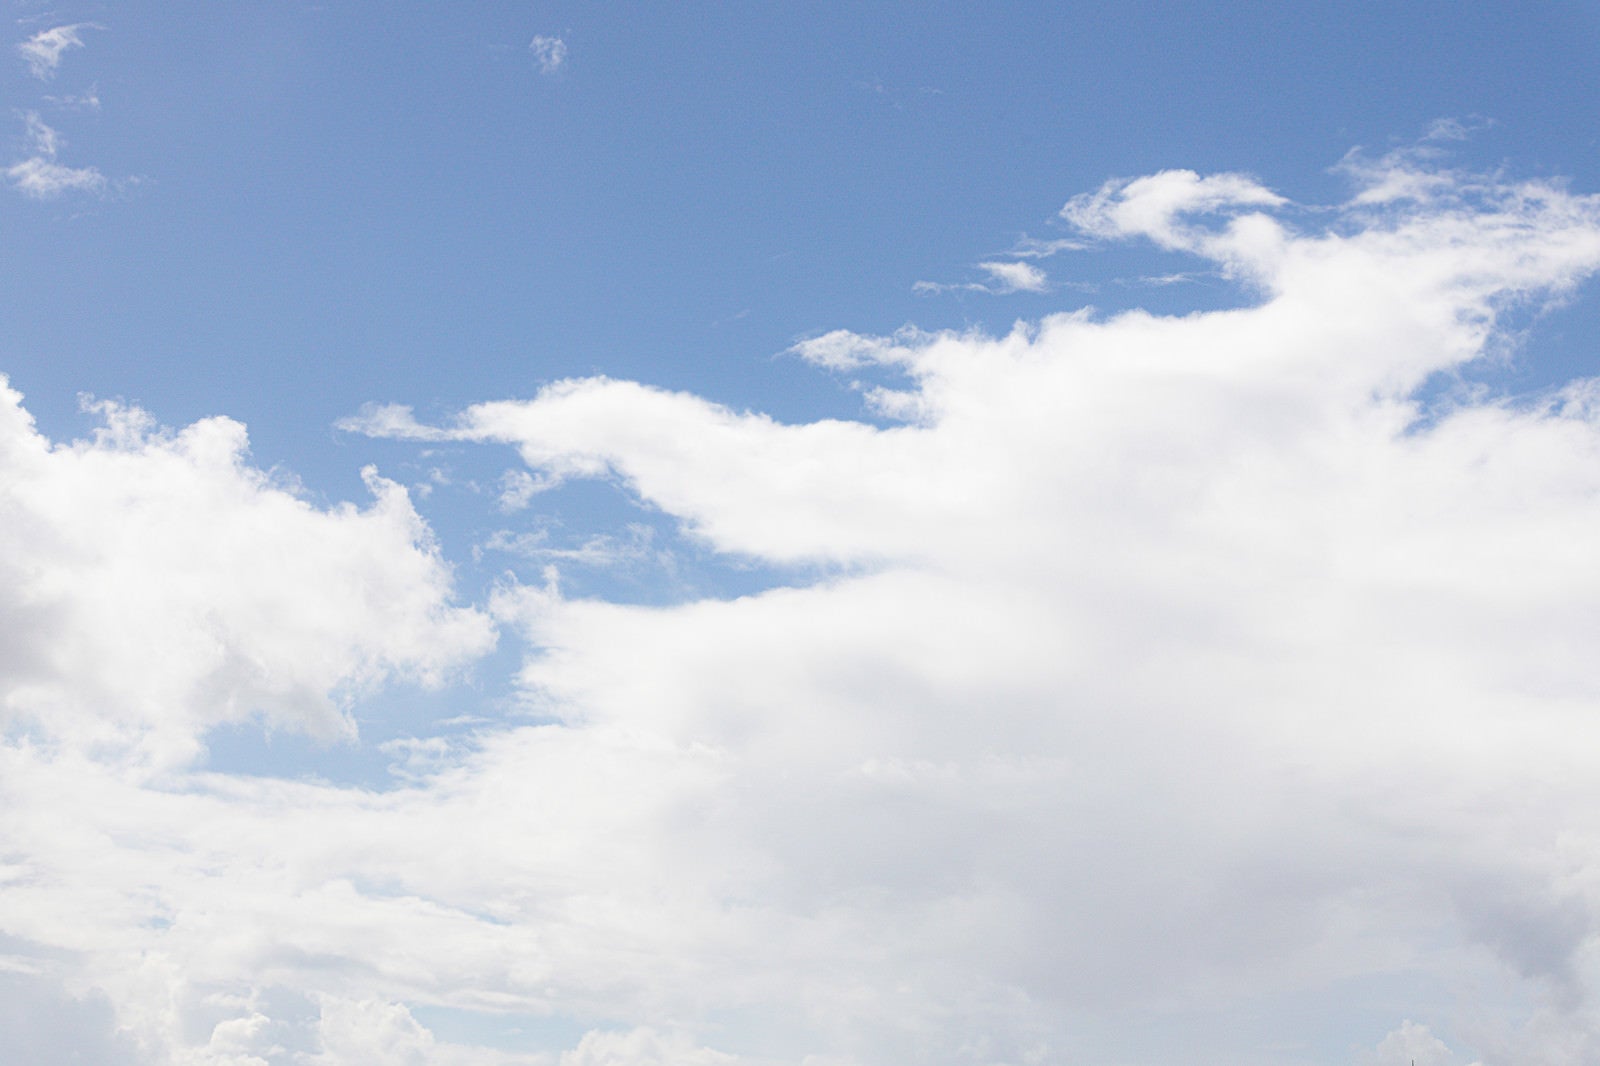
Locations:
6;110;105;198
914;258;1050;295
17;22;99;80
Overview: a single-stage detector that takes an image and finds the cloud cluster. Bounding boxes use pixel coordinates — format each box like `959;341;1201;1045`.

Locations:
10;154;1600;1063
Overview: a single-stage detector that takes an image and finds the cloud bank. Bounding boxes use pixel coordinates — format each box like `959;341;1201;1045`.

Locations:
10;154;1600;1063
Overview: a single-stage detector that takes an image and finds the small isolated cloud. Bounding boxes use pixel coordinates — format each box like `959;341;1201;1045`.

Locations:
17;23;98;80
530;35;567;74
1360;1020;1481;1066
336;402;452;441
914;259;1049;295
44;84;101;112
787;326;927;370
1423;115;1494;143
1008;235;1087;259
484;523;655;570
977;259;1048;292
6;112;105;199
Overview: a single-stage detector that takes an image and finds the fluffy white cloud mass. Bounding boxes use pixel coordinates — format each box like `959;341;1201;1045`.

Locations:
11;155;1600;1064
0;388;493;767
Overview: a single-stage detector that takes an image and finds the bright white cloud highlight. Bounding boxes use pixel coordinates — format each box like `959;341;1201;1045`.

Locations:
12;156;1600;1064
976;259;1047;291
530;35;567;74
17;22;98;79
0;385;494;767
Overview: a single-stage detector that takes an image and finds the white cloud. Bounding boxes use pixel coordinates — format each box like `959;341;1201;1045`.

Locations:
913;260;1049;296
483;523;655;568
1423;115;1494;143
21;111;63;158
530;35;567;74
1361;1021;1481;1066
6;155;106;198
7;111;107;199
0;384;494;768
17;23;99;80
786;327;927;370
337;402;452;440
498;467;560;511
44;84;102;111
13;156;1600;1064
560;1028;737;1066
1007;235;1087;259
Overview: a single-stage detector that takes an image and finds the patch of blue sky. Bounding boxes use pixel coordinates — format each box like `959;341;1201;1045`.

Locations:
200;636;530;789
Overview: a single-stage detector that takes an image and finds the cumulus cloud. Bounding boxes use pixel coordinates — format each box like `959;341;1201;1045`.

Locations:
530;35;567;74
12;155;1600;1064
0;384;493;767
17;23;98;80
1362;1021;1480;1066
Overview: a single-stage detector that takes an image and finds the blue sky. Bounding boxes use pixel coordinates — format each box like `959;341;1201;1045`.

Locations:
7;3;1600;1065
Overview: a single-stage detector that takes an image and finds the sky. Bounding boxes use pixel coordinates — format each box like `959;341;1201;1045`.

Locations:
5;2;1600;1064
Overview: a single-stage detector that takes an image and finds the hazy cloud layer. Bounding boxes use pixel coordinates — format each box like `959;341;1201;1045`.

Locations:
10;156;1600;1063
